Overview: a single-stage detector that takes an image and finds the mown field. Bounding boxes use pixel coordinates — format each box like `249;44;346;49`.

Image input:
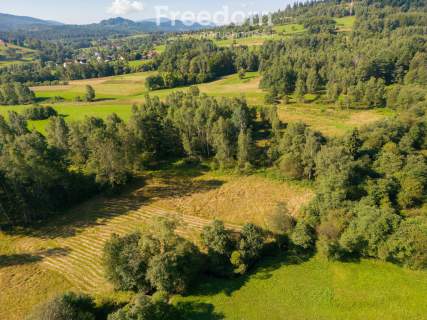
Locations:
0;70;393;137
1;162;426;320
0;163;311;319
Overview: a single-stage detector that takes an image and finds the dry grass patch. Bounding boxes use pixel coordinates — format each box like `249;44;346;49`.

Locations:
156;175;313;227
0;264;73;320
0;169;311;311
278;105;392;137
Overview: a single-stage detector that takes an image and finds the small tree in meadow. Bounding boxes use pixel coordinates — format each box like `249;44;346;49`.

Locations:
85;85;96;102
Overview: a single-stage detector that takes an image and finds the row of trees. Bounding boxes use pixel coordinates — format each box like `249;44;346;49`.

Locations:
103;218;267;294
22;105;57;120
0;82;35;105
0;60;132;85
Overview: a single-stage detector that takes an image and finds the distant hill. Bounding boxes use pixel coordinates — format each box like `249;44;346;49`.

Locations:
0;13;63;31
98;17;211;32
0;13;212;39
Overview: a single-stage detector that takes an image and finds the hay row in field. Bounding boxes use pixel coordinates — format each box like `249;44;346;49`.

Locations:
37;205;241;292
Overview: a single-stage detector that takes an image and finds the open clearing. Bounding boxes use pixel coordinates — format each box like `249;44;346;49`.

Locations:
0;164;309;319
178;17;355;48
174;255;427;320
0;71;393;137
1;164;426;319
157;174;313;227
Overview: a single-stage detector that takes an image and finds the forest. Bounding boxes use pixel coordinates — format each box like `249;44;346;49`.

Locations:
1;0;427;319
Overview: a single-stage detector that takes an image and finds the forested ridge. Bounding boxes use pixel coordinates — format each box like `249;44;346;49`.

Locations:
1;0;427;319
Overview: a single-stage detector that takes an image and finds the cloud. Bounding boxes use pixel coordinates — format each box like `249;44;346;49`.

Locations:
108;0;144;15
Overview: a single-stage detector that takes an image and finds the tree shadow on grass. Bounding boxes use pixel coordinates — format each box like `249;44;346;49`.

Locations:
3;161;224;240
175;301;224;320
188;248;314;298
0;247;70;268
0;253;42;268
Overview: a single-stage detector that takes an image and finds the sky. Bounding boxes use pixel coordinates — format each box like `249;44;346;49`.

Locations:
0;0;295;25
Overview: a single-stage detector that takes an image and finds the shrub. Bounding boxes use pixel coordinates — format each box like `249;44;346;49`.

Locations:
239;224;265;262
291;221;315;250
145;74;165;90
265;202;295;249
380;217;427;270
108;294;182;320
85;85;96;102
28;292;96;320
23;106;58;120
201;220;234;276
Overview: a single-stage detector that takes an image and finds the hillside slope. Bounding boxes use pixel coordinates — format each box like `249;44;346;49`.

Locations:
0;12;62;31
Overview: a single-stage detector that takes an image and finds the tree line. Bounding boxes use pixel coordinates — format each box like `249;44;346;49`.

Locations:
0;90;257;225
0;82;35;105
0;60;132;86
145;40;259;90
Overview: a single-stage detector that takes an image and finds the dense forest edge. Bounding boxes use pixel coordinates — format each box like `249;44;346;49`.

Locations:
1;0;427;319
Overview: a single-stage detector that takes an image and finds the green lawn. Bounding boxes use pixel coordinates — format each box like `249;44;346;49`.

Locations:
174;255;427;320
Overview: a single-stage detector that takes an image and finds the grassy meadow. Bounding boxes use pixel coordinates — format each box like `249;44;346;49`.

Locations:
164;17;355;49
1;162;427;319
0;43;38;66
0;163;310;319
0;70;393;137
173;255;427;320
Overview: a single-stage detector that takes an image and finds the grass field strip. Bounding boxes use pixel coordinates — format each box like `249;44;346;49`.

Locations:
37;204;241;292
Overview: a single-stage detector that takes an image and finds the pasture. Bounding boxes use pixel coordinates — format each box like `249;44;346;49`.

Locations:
172;16;355;48
0;70;393;137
